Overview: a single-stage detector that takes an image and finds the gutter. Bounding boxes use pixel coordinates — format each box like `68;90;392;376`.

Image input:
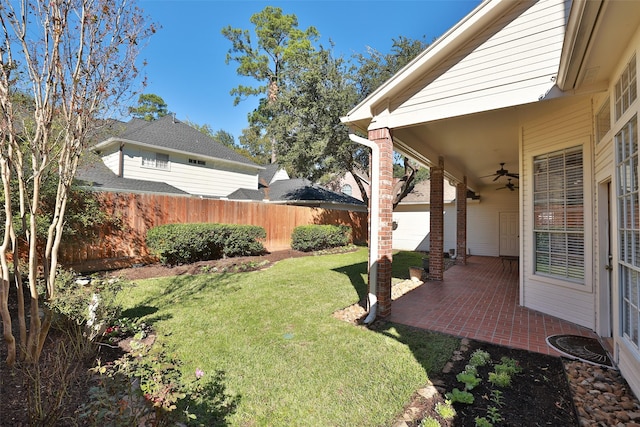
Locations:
349;133;380;324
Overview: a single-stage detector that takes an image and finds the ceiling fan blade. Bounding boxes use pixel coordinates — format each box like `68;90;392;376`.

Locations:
506;173;519;179
480;173;497;178
493;175;501;181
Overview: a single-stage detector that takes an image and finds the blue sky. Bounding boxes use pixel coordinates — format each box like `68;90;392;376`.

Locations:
136;0;481;141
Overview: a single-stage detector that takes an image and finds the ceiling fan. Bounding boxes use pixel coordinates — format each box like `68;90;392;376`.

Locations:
497;179;519;191
481;163;519;181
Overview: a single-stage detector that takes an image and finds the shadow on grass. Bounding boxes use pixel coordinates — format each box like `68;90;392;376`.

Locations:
333;250;460;386
332;261;368;303
374;321;459;374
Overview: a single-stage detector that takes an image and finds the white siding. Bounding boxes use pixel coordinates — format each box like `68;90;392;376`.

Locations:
270;169;289;183
101;146;120;175
386;0;568;129
120;145;258;197
521;97;595;329
392;204;457;252
467;189;518;257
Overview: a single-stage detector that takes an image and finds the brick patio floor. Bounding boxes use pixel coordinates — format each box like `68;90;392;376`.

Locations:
388;255;598;356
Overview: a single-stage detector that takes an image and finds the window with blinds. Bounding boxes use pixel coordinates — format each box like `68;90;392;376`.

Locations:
533;146;584;282
142;151;170;170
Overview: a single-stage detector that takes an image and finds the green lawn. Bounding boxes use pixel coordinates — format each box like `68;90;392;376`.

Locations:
118;248;459;426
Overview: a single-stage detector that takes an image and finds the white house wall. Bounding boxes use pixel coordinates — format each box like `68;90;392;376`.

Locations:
521;96;595;329
101;145;120;174
392;204;457;252
120;145;258;197
467;189;518;257
385;0;569;130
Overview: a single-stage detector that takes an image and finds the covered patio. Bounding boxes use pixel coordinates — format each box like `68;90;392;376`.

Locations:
389;256;598;357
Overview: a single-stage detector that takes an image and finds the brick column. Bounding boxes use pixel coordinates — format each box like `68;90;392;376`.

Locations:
429;156;444;281
456;177;468;265
368;128;394;317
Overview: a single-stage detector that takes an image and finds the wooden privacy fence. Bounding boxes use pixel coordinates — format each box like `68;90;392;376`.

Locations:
60;192;368;272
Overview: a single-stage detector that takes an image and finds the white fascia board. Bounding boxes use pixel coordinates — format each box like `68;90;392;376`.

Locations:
557;0;603;91
92;137;265;171
341;0;519;128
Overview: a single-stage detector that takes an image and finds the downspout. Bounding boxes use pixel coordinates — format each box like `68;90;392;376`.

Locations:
349;133;379;324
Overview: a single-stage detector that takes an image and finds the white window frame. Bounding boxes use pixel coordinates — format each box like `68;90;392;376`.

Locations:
615;54;637;121
141;151;170;170
617;115;640;352
532;146;584;283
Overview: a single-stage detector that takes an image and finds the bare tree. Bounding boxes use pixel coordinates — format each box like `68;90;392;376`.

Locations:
0;0;155;365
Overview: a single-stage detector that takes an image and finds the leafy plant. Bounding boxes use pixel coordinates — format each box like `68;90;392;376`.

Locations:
469;349;491;367
495;357;522;375
456;371;482;390
445;388;474;404
490;389;504;407
435;400;456;420
486;406;504;424
46;272;126;340
79;346;238;426
488;371;512;387
420;416;441;427
475;416;493;427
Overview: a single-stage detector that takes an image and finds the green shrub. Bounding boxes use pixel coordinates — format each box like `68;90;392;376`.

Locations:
46;270;125;340
291;224;351;252
146;223;266;265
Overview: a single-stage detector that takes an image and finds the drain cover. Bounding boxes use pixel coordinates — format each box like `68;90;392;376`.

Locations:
546;334;613;367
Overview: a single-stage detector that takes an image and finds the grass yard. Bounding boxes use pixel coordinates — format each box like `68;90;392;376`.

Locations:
117;248;459;426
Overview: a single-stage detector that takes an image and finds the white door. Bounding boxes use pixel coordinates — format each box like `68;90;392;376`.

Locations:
499;212;519;256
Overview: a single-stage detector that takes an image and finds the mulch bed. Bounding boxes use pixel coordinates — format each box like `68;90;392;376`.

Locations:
394;337;579;426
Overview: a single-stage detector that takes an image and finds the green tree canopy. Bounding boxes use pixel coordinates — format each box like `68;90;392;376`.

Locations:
222;6;319;162
129;93;169;121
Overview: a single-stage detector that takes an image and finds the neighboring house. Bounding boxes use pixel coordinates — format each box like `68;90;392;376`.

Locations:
259;162;290;186
226;177;367;212
342;0;640;396
76;154;189;195
328;169;369;202
392;180;459;253
88;115;263;198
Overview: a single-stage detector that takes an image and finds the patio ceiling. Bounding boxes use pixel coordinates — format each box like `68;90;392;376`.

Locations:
390;96;578;194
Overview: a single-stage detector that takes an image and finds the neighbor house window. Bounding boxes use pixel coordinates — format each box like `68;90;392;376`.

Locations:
617;115;640;349
142;151;169;170
615;55;637;121
341;184;352;196
533;146;584;282
188;158;206;166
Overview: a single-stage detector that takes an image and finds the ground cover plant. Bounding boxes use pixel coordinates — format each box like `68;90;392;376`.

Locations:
115;247;460;426
415;340;579;426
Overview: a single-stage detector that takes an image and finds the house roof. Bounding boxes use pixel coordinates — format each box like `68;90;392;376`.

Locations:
340;0;640;196
258;163;282;187
75;155;189;195
399;180;458;204
93;116;263;170
227;178;366;208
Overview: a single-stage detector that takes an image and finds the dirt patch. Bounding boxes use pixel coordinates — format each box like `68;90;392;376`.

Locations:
106;249;325;280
